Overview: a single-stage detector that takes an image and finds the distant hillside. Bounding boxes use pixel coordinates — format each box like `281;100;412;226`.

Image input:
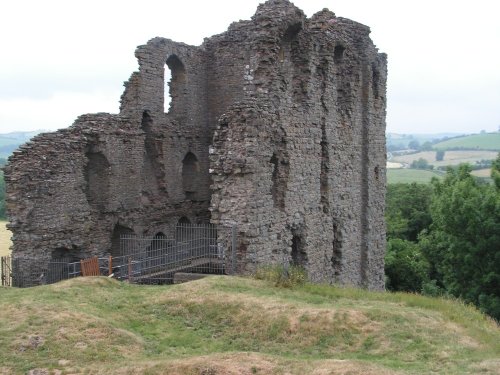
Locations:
0;130;45;158
433;132;500;151
387;132;465;150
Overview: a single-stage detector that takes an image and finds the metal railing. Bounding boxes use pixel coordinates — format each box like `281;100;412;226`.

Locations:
1;223;237;287
115;223;236;284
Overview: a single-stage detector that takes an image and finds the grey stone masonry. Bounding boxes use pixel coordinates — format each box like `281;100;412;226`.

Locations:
4;0;387;289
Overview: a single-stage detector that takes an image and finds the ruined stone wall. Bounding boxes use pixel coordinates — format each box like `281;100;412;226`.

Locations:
5;0;387;289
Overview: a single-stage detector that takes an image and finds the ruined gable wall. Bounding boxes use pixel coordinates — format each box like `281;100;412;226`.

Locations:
4;115;144;267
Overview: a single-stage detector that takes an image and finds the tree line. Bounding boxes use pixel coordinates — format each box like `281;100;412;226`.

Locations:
385;153;500;320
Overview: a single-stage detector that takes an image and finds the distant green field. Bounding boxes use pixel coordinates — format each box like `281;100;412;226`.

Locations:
387;168;443;184
392;150;498;167
433;133;500;151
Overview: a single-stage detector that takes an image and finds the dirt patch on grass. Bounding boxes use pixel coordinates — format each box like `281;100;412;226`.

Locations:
114;353;402;375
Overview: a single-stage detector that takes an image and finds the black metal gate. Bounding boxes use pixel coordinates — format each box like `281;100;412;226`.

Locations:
1;256;12;287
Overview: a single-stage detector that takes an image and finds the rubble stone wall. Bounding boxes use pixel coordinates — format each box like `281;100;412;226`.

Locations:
5;0;387;289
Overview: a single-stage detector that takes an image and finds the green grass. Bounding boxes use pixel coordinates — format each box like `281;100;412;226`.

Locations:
387;169;443;184
0;276;498;374
433;133;500;151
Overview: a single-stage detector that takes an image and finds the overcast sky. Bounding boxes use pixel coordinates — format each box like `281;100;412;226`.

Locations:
1;0;499;135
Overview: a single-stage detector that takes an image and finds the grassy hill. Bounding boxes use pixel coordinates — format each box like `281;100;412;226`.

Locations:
433;133;500;151
0;276;498;374
387;132;464;150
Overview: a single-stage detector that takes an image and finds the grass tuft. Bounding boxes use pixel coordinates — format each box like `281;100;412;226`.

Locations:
254;264;307;288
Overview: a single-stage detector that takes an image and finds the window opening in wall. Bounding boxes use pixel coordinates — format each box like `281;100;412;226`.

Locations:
48;247;81;284
84;151;110;210
291;234;307;267
334;45;345;64
111;224;134;257
150;232;167;252
51;247;80;263
182;152;200;199
164;54;186;113
278;23;301;63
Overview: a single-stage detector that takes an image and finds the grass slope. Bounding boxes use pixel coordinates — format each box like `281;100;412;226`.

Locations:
0;221;12;257
387;169;443;184
433;133;500;151
0;276;498;374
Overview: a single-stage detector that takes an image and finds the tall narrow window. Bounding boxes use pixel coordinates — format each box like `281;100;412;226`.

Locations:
291;234;307;267
334;45;345;64
84;151;110;210
182;152;200;199
164;54;186;113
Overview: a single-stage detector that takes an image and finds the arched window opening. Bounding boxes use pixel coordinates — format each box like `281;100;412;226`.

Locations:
150;232;167;252
111;224;134;257
141;111;152;132
291;234;307;267
164;54;186;113
334;45;345;64
278;23;301;63
51;247;80;263
182;152;200;199
84;151;110;210
48;247;81;284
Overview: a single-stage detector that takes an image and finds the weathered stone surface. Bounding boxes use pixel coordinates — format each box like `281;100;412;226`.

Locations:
4;0;387;289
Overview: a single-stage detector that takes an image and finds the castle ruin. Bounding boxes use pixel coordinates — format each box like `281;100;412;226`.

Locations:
4;0;387;289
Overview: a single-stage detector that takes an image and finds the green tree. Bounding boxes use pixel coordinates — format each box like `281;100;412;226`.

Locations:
420;141;433;151
411;158;432;170
385;238;430;292
386;183;432;241
491;153;500;189
408;140;420;150
421;165;500;320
